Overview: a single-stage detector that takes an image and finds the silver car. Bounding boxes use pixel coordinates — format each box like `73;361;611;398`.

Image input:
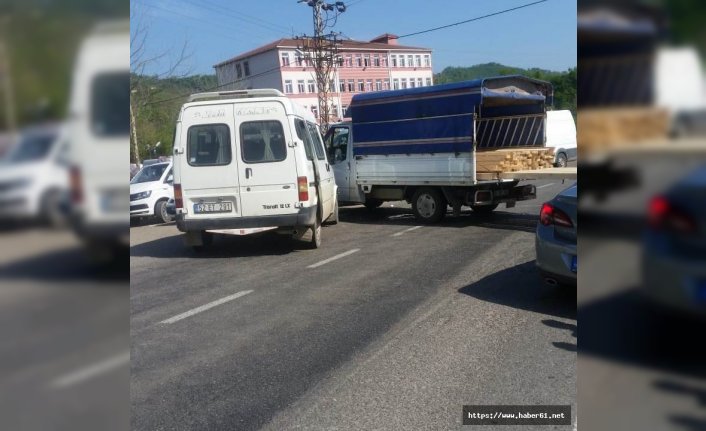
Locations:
642;166;706;317
535;183;577;286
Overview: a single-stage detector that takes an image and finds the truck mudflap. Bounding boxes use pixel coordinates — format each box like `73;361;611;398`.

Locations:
470;184;536;206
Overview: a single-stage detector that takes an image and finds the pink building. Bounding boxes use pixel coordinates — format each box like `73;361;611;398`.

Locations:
214;34;434;121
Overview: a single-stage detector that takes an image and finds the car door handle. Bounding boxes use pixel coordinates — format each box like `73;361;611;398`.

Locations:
245;168;253;179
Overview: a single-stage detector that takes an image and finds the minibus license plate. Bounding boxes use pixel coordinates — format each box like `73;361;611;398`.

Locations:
194;202;232;213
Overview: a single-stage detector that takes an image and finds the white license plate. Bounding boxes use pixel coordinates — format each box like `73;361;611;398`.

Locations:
194;202;233;214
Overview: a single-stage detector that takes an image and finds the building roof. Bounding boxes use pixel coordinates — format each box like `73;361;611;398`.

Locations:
214;36;430;68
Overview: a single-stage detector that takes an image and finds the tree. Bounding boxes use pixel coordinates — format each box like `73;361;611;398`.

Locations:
130;5;191;164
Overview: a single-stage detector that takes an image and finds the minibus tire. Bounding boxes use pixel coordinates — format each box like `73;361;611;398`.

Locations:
310;215;322;249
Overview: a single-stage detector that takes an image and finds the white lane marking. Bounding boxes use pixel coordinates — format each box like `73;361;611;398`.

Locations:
307;249;360;269
536;183;555;189
392;225;423;237
50;351;130;389
159;290;254;325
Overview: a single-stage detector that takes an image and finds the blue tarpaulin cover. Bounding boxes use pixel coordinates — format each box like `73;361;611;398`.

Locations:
349;75;552;155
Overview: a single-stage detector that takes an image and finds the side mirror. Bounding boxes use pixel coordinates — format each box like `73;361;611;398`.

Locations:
166;174;174;184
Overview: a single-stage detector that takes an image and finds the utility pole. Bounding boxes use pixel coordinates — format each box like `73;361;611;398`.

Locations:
297;0;345;131
0;23;17;141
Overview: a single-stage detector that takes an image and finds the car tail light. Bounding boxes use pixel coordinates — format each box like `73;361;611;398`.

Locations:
174;183;183;209
69;165;83;204
298;176;309;201
648;196;696;233
540;202;573;227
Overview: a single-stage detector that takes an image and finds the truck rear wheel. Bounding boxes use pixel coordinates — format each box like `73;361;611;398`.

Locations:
310;215;322;249
412;187;446;223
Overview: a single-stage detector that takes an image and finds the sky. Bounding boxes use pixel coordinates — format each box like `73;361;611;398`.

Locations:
131;0;577;77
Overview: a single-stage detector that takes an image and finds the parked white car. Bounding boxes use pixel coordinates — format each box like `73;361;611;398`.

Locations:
0;123;69;226
545;110;577;167
172;89;337;250
130;162;174;223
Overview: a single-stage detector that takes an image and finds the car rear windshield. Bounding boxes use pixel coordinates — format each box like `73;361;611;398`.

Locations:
6;133;55;163
240;120;287;163
91;72;130;137
187;124;232;166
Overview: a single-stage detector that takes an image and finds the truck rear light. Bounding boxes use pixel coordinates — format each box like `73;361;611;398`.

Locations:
69;166;83;204
648;196;696;234
298;176;309;201
174;183;183;209
540;202;573;227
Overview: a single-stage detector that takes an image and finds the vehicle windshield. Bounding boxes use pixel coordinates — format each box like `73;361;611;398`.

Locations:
131;163;168;184
4;133;55;164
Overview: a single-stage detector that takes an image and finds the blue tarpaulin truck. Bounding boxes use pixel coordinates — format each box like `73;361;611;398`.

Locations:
325;75;572;222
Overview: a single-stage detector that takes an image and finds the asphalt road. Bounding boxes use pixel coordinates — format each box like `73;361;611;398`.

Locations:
0;227;129;431
130;179;577;430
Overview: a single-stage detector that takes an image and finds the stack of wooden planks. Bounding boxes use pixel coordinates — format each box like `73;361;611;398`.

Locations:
578;108;670;155
476;147;556;174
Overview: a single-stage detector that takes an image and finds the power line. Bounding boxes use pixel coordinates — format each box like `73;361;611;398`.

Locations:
398;0;549;39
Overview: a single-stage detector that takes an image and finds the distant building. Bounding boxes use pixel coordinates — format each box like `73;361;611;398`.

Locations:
214;33;434;121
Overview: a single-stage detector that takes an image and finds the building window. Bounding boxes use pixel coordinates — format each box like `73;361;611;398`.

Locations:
244;61;250;76
347;79;355;92
236;63;242;78
401;78;407;89
383;79;390;90
355;55;362;67
297;80;305;93
284;80;293;94
345;55;352;67
281;52;290;66
407;55;413;67
363;54;370;67
375;79;382;91
399;55;405;67
357;80;365;92
415;55;421;67
393;78;399;90
295;54;303;65
311;106;318;118
391;55;397;67
373;54;380;67
410;79;416;88
417;77;423;87
424;55;430;67
381;56;388;67
366;79;373;91
341;105;348;117
307;80;316;93
329;79;335;92
426;77;432;86
340;81;346;92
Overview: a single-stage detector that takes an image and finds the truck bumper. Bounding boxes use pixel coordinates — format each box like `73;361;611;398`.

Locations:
176;206;317;232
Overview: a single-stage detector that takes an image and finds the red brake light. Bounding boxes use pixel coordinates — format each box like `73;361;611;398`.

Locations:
69;166;83;204
540;202;573;227
298;176;309;201
174;184;183;209
648;196;696;233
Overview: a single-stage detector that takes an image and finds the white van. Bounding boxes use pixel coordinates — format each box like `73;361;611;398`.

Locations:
172;89;337;249
545;110;577;167
66;21;130;259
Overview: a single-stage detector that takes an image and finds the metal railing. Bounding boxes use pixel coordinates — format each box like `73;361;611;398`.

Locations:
476;113;545;148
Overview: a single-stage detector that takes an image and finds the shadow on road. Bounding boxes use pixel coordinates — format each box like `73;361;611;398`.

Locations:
340;205;539;233
130;230;301;259
0;246;129;283
457;260;577;320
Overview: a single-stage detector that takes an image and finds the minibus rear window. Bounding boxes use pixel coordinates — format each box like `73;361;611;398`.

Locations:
91;72;130;136
240;121;287;164
187;124;232;166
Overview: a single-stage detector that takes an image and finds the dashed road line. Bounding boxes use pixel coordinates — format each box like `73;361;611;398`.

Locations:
392;226;423;237
159;290;254;324
50;351;130;389
536;183;555;189
307;249;360;268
